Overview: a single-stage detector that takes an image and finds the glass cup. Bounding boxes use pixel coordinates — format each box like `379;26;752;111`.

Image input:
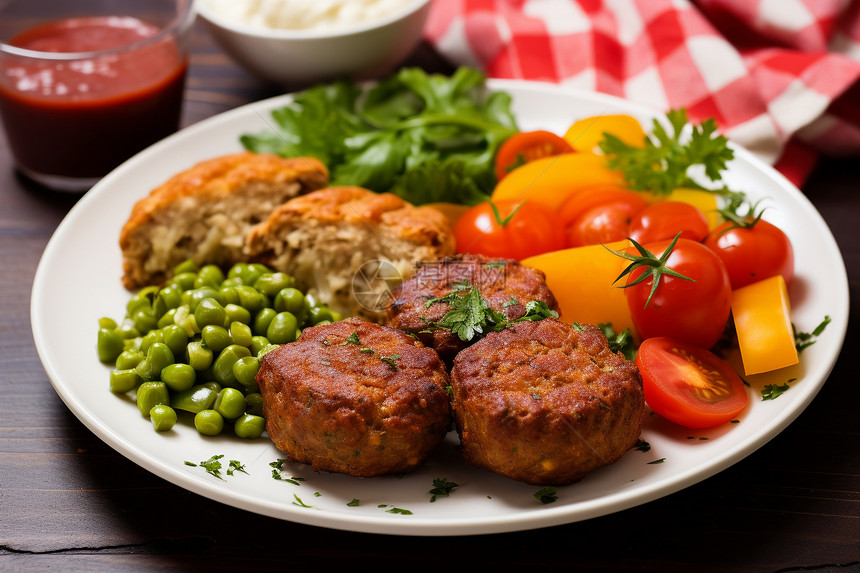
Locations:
0;0;194;192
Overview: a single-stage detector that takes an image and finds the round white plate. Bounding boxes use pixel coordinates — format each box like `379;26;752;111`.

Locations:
31;80;848;536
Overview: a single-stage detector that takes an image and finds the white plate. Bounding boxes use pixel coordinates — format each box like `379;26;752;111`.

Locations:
31;80;849;536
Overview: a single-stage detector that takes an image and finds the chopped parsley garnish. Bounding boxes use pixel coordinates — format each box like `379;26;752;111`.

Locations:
761;382;791;400
533;487;558;504
384;506;413;515
186;454;226;480
647;458;666;465
598;323;637;361
227;460;248;476
347;498;360;507
428;477;459;502
599;108;735;195
794;315;831;353
380;354;400;370
292;494;313;508
424;285;558;342
342;331;361;345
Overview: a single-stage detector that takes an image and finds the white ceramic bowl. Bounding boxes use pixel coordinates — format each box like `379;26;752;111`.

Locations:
195;0;433;88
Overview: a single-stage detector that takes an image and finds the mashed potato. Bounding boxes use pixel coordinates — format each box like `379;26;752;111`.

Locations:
201;0;420;31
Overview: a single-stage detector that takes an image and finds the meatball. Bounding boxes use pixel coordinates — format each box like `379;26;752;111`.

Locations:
256;317;452;478
450;318;645;485
386;254;559;364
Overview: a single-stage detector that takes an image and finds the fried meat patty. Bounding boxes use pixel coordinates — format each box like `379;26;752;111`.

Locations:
256;318;452;477
244;186;456;322
119;152;328;289
386;254;559;363
450;318;645;485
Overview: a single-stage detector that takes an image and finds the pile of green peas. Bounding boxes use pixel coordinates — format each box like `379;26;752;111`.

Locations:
96;259;342;437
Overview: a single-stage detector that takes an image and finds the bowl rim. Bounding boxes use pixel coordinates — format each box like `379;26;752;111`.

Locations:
196;0;432;40
0;0;195;60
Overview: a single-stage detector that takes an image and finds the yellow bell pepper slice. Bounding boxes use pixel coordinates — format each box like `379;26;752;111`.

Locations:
491;152;624;211
731;275;798;375
522;240;637;338
563;114;647;153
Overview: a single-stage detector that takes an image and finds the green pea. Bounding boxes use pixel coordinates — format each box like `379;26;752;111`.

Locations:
126;289;154;315
235;285;266;314
123;336;142;352
212;344;251;387
194;297;227;329
135;342;175;382
273;287;307;319
115;319;141;340
109;368;141;393
172;305;198;337
137;381;169;416
131;307;158;336
257;343;279;358
234;414;266;439
218;285;240;306
161;324;189;358
149;405;177;431
267;312;298;344
115;349;145;370
221;276;243;288
224;303;251;325
254;272;296;297
308;306;334;325
139;329;164;354
157;307;178;329
214;388;245;419
244;392;264;416
233;356;260;391
170;271;198;291
97;327;124;363
186;340;213;371
194;409;224;436
201;325;231;354
173;259;199;275
98;317;118;330
229;321;253;348
153;284;183;318
195;264;225;288
249;336;270;356
160;363;196;392
172;384;217;413
227;262;250;283
253;307;277;337
185;287;223;311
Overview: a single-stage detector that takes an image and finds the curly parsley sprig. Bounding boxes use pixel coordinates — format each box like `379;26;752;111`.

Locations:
599;108;735;196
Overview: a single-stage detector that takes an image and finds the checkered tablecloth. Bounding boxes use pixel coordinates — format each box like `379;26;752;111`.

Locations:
424;0;860;187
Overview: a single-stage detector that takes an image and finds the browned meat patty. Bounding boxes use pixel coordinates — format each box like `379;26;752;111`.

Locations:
386;254;559;363
450;318;645;485
256;317;452;478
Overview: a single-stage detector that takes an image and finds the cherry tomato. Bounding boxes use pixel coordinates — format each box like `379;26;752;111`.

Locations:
566;200;641;248
454;199;567;260
622;237;731;349
558;185;647;226
494;130;573;181
703;218;794;290
628;201;710;244
636;337;749;428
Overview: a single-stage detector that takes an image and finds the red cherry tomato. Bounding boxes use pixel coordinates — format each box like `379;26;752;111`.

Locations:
558;185;647;226
703;219;794;290
636;337;749;428
622;237;731;350
454;200;567;260
566;200;641;248
494;130;573;181
628;201;710;244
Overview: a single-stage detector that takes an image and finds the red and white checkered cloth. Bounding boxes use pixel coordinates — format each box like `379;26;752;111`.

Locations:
423;0;860;188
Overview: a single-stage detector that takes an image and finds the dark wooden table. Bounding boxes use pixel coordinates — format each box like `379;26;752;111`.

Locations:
2;19;859;573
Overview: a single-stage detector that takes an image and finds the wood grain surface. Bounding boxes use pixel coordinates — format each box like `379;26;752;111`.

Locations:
1;20;858;573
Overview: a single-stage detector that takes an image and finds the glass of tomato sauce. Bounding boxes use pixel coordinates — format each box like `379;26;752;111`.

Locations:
0;0;194;192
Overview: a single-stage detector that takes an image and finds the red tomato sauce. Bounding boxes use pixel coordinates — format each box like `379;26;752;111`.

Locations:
0;16;187;179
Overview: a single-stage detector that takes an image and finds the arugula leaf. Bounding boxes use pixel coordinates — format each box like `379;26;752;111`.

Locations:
241;66;518;206
599;108;734;195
